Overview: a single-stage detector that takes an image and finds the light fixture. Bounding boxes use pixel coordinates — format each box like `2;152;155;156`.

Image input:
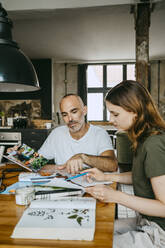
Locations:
0;3;40;92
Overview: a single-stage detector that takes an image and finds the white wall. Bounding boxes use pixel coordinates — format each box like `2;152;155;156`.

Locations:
2;2;165;62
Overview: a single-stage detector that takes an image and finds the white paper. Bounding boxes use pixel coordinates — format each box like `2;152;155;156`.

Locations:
18;172;57;182
70;176;113;187
30;197;96;209
45;177;84;189
45;172;113;188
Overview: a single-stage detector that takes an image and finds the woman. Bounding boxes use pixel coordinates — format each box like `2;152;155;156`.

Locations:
85;80;165;248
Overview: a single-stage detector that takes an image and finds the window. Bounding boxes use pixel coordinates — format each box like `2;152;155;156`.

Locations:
87;63;135;121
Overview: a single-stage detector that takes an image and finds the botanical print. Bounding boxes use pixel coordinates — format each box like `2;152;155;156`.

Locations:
11;197;96;240
27;208;90;227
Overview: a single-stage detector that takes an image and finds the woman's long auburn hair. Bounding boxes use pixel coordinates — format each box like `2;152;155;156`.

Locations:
105;80;165;152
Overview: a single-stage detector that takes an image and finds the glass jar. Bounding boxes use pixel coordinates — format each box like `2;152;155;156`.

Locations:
15;186;35;205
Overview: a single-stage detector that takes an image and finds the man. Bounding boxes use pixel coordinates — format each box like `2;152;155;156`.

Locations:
39;94;118;175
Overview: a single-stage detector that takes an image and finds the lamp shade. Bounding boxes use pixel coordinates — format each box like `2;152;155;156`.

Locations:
0;3;40;92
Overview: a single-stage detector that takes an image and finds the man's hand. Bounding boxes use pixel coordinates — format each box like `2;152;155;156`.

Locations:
58;154;83;174
39;164;59;176
7;145;20;154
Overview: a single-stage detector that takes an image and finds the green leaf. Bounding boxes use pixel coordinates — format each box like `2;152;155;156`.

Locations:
73;209;78;212
77;216;83;226
68;214;78;219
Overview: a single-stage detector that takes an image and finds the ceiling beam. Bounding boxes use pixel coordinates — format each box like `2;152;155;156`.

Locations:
1;0;161;11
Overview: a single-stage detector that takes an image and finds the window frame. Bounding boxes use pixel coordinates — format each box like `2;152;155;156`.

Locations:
87;62;135;121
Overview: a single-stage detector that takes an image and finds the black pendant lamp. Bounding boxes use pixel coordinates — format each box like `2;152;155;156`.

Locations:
0;3;40;92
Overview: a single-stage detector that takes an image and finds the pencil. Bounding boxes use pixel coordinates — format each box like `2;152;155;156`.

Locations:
66;172;88;181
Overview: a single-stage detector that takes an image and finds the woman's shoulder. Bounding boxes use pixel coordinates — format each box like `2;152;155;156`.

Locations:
143;131;165;150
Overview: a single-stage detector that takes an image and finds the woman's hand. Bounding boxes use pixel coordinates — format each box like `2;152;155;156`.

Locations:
85;184;119;203
82;168;106;182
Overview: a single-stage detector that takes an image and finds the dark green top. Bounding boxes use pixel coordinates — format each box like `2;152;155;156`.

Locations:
132;132;165;230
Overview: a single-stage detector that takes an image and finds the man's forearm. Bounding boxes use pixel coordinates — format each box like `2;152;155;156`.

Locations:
81;153;118;172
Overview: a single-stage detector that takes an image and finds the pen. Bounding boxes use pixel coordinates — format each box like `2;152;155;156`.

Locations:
66;172;88;181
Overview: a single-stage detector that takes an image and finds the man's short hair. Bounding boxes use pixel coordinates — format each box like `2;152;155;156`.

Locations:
60;94;85;107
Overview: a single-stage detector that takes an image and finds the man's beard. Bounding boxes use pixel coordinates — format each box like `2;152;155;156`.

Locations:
68;117;85;133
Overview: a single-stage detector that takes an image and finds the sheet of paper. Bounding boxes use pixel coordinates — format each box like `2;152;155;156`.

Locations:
30;197;96;209
70;176;113;187
45;169;113;188
18;172;57;182
45;177;84;189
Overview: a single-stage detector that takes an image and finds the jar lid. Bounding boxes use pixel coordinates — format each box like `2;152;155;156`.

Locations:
15;186;34;195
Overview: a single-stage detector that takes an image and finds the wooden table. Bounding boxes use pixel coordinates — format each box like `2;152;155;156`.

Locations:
0;164;116;248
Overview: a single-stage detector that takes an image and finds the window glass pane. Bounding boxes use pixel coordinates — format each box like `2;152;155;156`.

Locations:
87;93;103;121
127;64;136;80
106;109;110;122
107;65;123;87
87;65;103;88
